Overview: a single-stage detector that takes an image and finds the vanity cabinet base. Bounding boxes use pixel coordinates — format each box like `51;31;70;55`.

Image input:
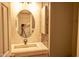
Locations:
11;50;49;57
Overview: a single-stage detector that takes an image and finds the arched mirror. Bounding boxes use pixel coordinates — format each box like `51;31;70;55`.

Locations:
17;10;35;38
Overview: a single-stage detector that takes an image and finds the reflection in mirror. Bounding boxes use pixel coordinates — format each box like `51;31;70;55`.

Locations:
17;10;35;38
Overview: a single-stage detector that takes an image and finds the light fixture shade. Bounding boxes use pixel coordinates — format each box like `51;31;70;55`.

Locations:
21;2;28;9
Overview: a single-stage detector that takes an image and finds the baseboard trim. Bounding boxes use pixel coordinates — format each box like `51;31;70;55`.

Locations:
3;51;11;57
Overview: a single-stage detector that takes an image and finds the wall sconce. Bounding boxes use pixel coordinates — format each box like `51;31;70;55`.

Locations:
21;2;30;9
21;2;30;4
20;2;37;12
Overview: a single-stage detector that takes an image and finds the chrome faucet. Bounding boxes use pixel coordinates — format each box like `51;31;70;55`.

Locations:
23;39;27;45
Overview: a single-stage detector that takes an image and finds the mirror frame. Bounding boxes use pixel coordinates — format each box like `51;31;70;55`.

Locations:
16;9;35;38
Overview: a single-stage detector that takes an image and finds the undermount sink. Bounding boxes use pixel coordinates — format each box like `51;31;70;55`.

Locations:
11;42;48;54
14;44;37;49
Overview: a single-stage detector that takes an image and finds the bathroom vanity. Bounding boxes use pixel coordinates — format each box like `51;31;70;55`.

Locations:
10;3;49;57
11;42;48;57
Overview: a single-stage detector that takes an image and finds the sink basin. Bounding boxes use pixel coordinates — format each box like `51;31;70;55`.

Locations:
11;42;48;56
11;42;48;54
14;44;37;49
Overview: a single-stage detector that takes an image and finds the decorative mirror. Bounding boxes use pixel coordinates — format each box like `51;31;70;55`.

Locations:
17;10;35;38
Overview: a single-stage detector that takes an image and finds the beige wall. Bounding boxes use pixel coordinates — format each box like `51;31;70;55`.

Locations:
10;3;42;44
41;2;49;34
40;2;49;48
50;3;74;56
0;3;3;56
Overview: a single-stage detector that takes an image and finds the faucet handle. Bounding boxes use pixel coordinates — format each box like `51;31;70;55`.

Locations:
23;39;27;45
